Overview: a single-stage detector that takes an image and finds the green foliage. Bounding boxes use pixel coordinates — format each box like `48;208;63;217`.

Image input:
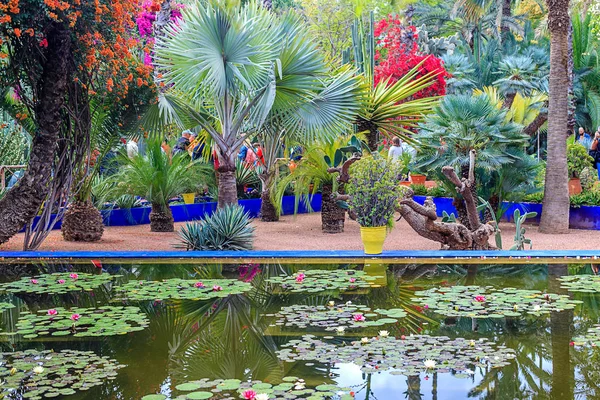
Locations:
567;143;594;178
0;119;28;166
570;190;600;208
409;183;428;196
426;184;448;197
511;209;538;250
347;156;402;227
580;167;599;191
0;273;115;294
176;205;255;251
267;269;381;293
441;210;457;223
113;138;214;207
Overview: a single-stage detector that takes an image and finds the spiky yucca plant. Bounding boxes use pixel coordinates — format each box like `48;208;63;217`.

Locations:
176;205;255;251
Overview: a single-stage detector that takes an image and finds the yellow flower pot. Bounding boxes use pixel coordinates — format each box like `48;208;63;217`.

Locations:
182;193;195;204
360;226;387;255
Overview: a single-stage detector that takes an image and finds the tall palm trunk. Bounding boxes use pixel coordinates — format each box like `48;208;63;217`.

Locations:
0;24;71;245
259;171;279;222
217;153;238;208
149;202;174;232
540;0;571;233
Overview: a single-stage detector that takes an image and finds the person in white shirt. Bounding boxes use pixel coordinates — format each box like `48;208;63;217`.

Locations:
388;136;404;161
126;138;139;159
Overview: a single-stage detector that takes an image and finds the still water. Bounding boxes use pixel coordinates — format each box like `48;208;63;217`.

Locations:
0;260;597;400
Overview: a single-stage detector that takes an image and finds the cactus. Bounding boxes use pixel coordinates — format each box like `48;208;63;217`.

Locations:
510;209;538;250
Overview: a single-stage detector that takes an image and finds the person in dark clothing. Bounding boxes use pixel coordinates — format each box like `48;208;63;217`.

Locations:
172;130;191;156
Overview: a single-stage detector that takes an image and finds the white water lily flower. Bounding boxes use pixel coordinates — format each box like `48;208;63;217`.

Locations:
33;366;44;374
255;394;270;400
361;337;369;344
328;301;335;307
294;383;305;390
424;359;436;369
379;330;390;337
465;369;475;375
346;301;352;306
336;326;345;334
533;305;541;312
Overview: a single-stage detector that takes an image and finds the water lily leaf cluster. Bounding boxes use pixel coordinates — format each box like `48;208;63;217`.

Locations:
115;279;252;301
277;334;516;376
270;303;406;330
141;377;354;400
0;302;14;311
12;306;149;339
0;349;124;399
413;285;581;318
558;275;600;293
267;270;382;293
0;273;115;294
572;325;600;347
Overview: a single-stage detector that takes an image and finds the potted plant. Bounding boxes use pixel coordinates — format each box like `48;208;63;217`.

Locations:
347;156;402;254
567;143;594;195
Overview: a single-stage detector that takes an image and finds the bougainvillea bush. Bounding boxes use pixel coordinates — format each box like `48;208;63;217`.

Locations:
374;15;448;99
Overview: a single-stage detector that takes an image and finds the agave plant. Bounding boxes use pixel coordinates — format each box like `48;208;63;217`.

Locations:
113;138;214;232
176;205;255;251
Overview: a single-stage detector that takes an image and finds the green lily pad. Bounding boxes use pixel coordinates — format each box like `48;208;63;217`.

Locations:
559;275;600;293
0;273;116;295
267;270;382;293
115;279;251;301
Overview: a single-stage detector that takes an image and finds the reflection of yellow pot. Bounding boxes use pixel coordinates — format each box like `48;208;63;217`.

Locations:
363;261;388;286
182;193;195;204
360;226;387;255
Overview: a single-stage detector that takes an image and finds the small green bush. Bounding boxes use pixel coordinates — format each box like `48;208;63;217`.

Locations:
410;184;428;196
175;205;255;251
567;143;594;178
426;185;447;197
347;156;402;227
580;167;599;191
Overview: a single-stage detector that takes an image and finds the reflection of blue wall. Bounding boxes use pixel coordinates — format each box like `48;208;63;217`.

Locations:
412;196;599;230
27;194;322;231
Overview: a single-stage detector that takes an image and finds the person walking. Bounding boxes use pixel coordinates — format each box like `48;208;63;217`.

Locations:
578;127;592;148
590;130;600;179
388;136;404;162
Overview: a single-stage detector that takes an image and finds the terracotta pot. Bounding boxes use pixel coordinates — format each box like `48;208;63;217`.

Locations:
410;174;427;185
569;178;582;196
400;181;412;187
360;226;387;255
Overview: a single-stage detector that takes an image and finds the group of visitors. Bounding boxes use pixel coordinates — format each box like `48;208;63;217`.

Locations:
237;143;265;166
578;126;600;179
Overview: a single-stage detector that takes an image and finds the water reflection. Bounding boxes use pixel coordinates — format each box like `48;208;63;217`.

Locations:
1;261;600;399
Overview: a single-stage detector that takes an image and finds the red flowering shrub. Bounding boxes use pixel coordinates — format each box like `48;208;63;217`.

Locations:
374;16;448;99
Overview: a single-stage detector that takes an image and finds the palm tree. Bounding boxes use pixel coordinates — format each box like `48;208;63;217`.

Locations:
113;138;214;232
539;0;570;234
415;94;530;225
153;1;360;208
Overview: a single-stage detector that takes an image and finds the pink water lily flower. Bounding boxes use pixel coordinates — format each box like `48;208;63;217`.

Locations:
212;285;222;292
57;279;65;284
295;273;305;283
194;282;205;288
30;279;38;284
353;313;366;322
69;273;78;280
349;278;356;283
47;309;58;316
243;390;257;400
474;295;486;302
70;314;81;321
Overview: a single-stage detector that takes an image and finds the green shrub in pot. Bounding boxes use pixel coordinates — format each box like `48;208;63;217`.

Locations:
567;143;594;178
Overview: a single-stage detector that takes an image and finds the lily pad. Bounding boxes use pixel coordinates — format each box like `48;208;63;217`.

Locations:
0;302;14;311
558;275;600;293
413;285;581;318
572;324;600;347
143;377;353;399
0;273;115;295
267;270;382;293
0;349;124;398
277;334;516;376
115;279;251;301
272;303;406;331
15;306;149;338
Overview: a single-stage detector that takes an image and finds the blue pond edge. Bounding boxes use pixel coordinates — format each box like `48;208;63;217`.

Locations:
0;249;599;260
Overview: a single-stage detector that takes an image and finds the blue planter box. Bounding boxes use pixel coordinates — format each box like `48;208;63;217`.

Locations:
27;194;323;231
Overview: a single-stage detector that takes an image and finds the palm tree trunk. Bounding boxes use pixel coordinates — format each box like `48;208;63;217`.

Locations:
61;200;104;242
321;183;345;233
149;202;174;232
540;0;571;233
501;0;512;39
259;171;279;222
217;155;238;208
0;24;71;245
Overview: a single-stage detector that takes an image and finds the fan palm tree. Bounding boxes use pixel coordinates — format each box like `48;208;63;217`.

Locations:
415;94;529;224
113;138;214;232
539;0;571;233
153;1;360;209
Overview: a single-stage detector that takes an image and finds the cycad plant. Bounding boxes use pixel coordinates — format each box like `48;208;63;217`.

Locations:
416;94;531;224
113;138;214;232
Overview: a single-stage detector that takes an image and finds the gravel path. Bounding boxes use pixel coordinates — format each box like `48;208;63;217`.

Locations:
0;213;596;252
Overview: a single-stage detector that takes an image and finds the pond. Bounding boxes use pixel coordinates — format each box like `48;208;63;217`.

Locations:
0;259;598;399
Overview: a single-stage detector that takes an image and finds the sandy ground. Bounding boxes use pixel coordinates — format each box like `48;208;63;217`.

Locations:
0;212;597;252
